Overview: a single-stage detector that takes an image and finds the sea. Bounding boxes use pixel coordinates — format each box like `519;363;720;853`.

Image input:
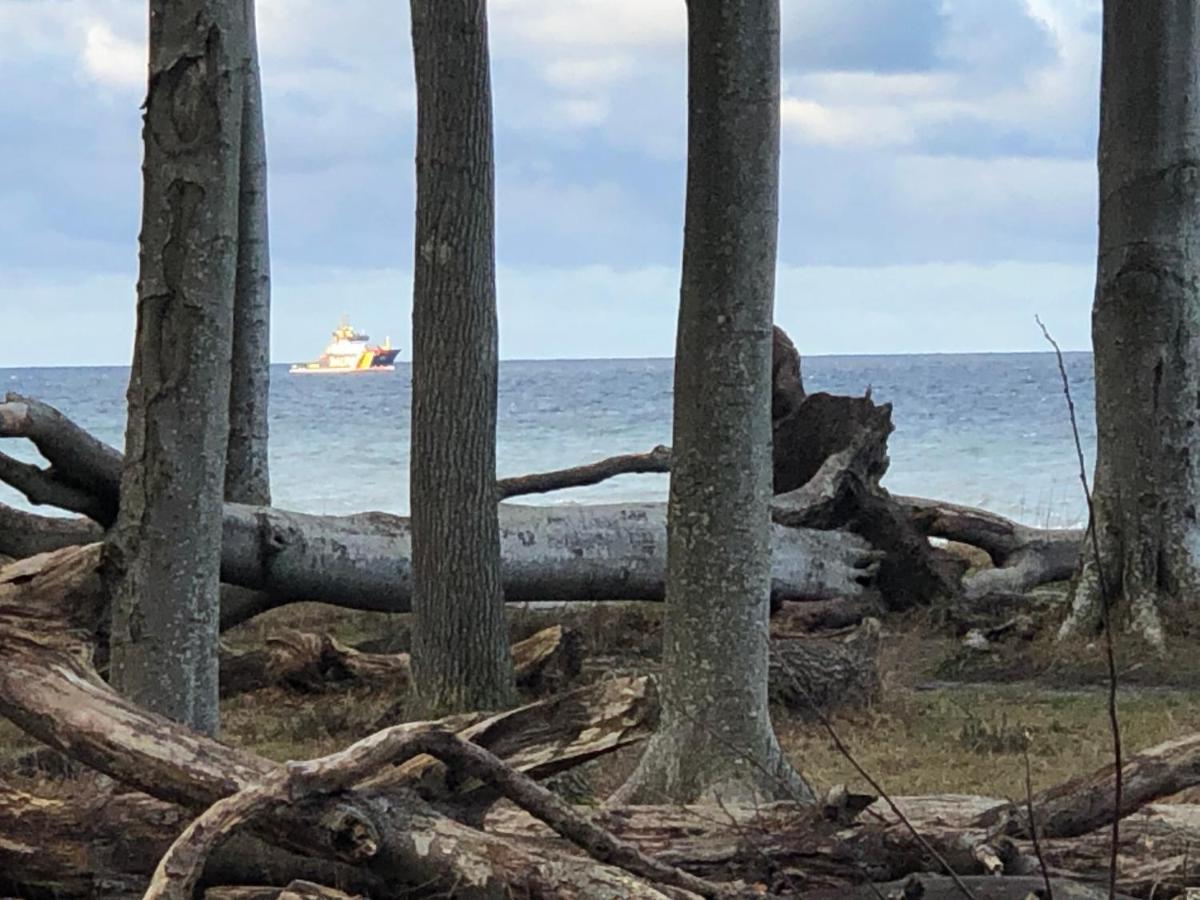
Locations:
1;353;1096;528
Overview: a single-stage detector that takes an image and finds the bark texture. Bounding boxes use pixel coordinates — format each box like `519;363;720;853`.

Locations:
106;0;245;736
617;0;808;805
225;0;272;507
0;501;103;559
408;0;514;714
1060;0;1200;646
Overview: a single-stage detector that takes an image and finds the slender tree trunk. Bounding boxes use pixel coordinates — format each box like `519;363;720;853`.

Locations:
1059;0;1200;647
225;0;271;507
408;0;515;714
615;0;810;804
106;0;245;737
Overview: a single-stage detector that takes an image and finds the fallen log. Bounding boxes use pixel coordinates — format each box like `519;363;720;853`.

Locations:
899;495;1083;598
0;500;103;558
976;729;1200;839
768;620;881;713
219;624;581;699
0;549;1051;897
215;501;878;625
0;392;122;524
0;398;879;623
798;876;1135;899
145;728;732;900
0;546;690;899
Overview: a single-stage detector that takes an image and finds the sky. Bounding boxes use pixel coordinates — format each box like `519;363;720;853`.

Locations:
0;0;1102;366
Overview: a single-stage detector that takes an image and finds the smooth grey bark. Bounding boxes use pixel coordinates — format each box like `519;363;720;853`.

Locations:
408;0;515;713
615;0;810;804
106;0;245;737
225;0;271;507
216;501;876;627
1059;0;1200;647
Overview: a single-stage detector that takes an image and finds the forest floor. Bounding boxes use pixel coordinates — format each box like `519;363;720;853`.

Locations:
4;597;1200;805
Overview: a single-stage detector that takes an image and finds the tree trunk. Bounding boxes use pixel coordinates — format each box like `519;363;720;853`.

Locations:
408;0;514;715
1059;0;1200;647
225;0;272;507
617;0;808;806
106;0;245;737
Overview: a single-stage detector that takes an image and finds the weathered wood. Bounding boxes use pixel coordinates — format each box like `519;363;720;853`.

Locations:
146;727;730;900
0;393;123;523
218;630;412;698
498;445;671;499
0;449;110;521
0;781;380;900
218;625;580;699
898;495;1082;599
977;730;1200;839
0;500;103;558
768;619;881;713
0;549;687;899
216;501;877;623
798;876;1135;899
205;883;362;900
0;401;878;622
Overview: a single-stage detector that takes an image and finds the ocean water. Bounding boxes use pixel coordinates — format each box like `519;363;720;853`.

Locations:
0;353;1096;528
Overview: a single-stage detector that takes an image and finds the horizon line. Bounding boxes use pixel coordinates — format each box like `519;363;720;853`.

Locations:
1;347;1095;371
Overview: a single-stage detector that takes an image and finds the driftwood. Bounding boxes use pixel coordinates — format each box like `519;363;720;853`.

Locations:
0;500;103;558
219;625;582;699
0;546;687;898
5;549;1199;898
976;729;1200;839
768;620;882;712
771;392;967;611
0;397;879;626
498;445;671;499
899;495;1083;598
0;392;122;523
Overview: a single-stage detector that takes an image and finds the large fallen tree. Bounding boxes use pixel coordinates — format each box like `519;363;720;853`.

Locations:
0;545;1197;898
0;394;881;626
0;390;1083;629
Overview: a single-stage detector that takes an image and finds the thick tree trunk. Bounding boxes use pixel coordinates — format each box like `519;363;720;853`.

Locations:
217;502;874;626
106;0;245;736
617;0;808;806
225;0;272;507
408;0;514;715
1059;0;1200;646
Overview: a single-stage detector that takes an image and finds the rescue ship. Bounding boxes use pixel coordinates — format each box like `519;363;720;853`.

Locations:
289;317;400;374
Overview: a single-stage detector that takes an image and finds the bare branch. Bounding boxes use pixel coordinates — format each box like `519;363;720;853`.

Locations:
1038;315;1122;900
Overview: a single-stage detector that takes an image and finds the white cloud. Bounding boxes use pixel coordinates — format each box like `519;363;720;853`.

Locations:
543;56;634;90
782;97;918;147
81;22;143;89
493;0;683;50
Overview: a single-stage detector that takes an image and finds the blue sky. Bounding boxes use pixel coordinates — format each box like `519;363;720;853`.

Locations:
0;0;1101;366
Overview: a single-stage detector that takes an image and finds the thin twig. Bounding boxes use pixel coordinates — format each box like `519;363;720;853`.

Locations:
768;655;978;900
1022;734;1053;900
1037;315;1122;900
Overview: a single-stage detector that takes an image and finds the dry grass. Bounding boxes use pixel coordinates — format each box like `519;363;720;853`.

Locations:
5;601;1200;806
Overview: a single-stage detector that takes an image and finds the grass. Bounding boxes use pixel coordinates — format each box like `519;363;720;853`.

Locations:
5;600;1200;805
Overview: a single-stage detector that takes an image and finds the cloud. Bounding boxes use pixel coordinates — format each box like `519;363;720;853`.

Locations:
81;21;143;89
0;0;1105;366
